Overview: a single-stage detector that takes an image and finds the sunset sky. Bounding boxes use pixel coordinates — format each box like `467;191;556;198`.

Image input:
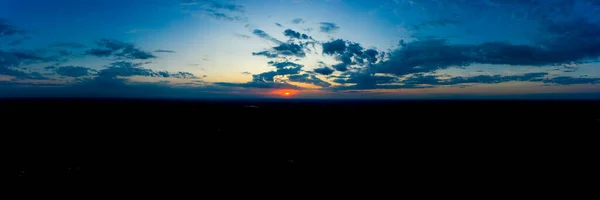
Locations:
1;0;600;99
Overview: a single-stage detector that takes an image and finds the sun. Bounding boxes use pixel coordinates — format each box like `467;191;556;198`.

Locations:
271;89;297;97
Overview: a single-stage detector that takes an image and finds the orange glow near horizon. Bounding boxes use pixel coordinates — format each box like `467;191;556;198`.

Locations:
269;89;298;98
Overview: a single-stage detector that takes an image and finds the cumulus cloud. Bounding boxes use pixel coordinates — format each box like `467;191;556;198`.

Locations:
321;39;380;72
319;22;340;33
283;29;311;40
273;43;306;57
86;39;156;60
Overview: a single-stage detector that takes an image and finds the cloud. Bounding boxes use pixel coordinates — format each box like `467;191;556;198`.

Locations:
0;50;57;70
543;76;600;85
86;39;156;60
288;74;331;87
252;29;282;44
402;72;549;86
322;39;346;55
214;81;300;89
241;71;251;75
319;22;340;33
159;71;199;79
56;66;92;77
375;20;600;76
154;50;176;53
235;33;251;39
49;42;87;49
269;61;303;74
44;66;57;70
314;67;334;75
292;18;305;24
321;39;380;72
283;29;311;40
0;18;26;38
252;51;278;58
204;10;248;22
275;23;284;27
273;43;306;57
181;0;244;12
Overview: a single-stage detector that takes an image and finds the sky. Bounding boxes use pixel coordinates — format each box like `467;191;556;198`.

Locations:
1;0;600;99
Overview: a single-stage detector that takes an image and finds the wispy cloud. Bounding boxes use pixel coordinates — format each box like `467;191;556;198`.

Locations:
154;50;176;53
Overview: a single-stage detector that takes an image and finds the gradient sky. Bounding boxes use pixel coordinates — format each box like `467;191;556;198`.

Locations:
1;0;600;99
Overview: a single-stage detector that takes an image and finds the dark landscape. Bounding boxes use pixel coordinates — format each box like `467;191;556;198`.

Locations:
5;99;598;185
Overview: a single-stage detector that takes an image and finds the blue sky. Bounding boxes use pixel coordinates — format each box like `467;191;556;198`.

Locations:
1;0;600;99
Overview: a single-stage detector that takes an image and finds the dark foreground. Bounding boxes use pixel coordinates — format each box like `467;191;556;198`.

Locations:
5;99;599;190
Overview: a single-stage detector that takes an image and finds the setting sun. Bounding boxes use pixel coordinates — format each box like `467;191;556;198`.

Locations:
285;92;290;96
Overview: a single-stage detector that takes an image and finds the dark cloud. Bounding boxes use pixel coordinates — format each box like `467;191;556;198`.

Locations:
322;39;346;55
86;39;156;60
154;50;176;53
0;19;26;38
56;66;92;77
314;67;334;75
273;43;306;57
543;76;600;85
252;29;282;44
319;22;340;33
331;72;554;90
374;19;600;76
93;62;198;80
321;39;380;72
288;74;331;87
292;18;305;24
252;51;278;58
333;73;399;89
269;61;303;75
214;81;300;89
403;72;549;86
283;29;311;40
0;51;52;79
252;71;279;82
241;71;251;75
0;50;54;69
160;71;199;79
49;42;87;49
275;23;284;27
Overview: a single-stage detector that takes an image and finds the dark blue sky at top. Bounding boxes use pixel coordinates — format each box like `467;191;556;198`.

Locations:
1;0;600;99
